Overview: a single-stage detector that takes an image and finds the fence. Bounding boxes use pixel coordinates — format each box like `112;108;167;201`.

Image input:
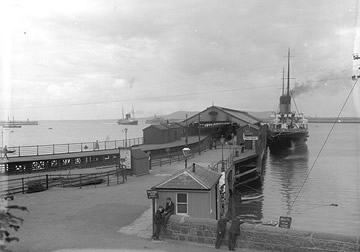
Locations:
149;135;213;167
207;146;236;173
4;137;143;158
0;166;127;197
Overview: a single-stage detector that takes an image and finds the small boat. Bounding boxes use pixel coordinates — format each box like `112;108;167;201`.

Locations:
241;194;263;201
2;124;22;128
261;220;278;226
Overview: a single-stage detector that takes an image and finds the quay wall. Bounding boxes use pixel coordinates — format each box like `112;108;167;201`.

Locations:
163;215;360;252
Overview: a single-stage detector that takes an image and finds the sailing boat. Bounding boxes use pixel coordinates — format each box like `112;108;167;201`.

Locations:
2;116;22;128
117;106;138;125
267;49;309;151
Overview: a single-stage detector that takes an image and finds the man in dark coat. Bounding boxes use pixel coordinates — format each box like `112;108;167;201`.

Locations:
163;197;175;223
228;217;244;250
215;215;227;249
152;205;164;240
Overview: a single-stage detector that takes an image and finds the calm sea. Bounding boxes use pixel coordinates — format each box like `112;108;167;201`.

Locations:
2;120;360;236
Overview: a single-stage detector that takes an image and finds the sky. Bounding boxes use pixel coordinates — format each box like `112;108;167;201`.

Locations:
1;0;360;120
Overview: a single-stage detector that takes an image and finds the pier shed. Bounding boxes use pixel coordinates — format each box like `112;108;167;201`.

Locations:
143;123;182;144
151;163;222;220
182;105;262;139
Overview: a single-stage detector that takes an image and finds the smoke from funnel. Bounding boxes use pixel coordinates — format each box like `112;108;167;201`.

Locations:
290;81;320;97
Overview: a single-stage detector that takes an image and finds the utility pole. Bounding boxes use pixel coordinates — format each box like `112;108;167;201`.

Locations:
198;113;201;155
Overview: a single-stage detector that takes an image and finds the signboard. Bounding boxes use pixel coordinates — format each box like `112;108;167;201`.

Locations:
146;190;159;199
119;148;131;170
278;216;292;229
244;136;258;141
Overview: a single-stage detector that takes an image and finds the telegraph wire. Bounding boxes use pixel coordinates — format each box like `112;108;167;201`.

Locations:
287;78;359;216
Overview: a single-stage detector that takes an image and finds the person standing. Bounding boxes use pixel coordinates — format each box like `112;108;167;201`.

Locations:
2;145;8;159
228;217;244;250
152;205;164;240
163;197;175;223
215;215;227;249
94;140;99;150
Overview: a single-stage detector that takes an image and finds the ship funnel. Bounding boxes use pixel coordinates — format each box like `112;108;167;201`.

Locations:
279;95;291;114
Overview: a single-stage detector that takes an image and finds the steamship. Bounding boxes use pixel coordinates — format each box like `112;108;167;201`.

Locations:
267;49;309;151
117;107;138;125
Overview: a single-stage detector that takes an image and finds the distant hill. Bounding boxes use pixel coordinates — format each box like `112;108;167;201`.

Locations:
163;111;199;120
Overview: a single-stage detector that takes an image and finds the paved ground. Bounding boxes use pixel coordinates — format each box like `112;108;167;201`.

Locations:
6;147;260;252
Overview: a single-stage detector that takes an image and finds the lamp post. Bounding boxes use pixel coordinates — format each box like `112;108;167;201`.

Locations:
124;128;128;147
220;135;225;172
182;147;190;168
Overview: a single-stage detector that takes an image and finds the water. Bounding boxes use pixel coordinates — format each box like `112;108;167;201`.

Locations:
237;123;360;236
1;119;148;146
2;121;360;236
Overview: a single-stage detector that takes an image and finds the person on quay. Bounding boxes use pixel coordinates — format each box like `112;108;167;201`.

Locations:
163;197;175;223
152;205;164;240
228;217;244;251
215;215;227;249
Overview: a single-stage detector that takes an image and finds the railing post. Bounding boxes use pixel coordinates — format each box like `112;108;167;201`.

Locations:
67;144;70;153
18;146;21;157
46;175;49;190
21;178;25;194
81;143;83;152
53;144;55;154
37;145;39;155
79;174;82;189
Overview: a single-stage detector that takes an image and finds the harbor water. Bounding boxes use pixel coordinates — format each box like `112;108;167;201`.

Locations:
2;120;360;236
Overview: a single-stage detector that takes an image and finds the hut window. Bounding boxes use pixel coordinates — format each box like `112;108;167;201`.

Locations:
176;193;188;214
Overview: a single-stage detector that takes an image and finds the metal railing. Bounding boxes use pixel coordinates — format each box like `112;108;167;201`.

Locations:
0;167;127;197
4;137;143;158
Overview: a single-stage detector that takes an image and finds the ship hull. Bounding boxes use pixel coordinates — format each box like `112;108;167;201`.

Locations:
117;120;138;125
267;130;308;151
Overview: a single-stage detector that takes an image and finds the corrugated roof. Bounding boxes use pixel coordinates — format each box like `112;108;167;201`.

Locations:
152;164;221;190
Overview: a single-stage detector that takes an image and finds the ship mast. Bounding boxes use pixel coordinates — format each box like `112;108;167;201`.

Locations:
278;49;292;115
282;66;285;95
287;48;290;97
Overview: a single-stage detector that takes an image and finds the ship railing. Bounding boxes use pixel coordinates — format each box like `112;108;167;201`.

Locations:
4;137;144;158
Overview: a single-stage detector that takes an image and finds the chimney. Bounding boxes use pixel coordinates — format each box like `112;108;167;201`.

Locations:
192;163;196;173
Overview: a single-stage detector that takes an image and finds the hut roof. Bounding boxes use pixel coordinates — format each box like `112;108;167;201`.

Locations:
152;164;221;191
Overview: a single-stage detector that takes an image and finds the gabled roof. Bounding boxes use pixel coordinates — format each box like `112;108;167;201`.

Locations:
182;106;261;126
152;164;221;191
143;122;182;131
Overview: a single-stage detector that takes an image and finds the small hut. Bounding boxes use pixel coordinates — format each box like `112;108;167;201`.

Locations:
151;163;222;220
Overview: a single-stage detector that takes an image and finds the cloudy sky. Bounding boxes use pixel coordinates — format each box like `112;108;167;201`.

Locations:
1;0;360;120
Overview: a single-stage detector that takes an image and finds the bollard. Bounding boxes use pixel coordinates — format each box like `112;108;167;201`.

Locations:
22;178;25;194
